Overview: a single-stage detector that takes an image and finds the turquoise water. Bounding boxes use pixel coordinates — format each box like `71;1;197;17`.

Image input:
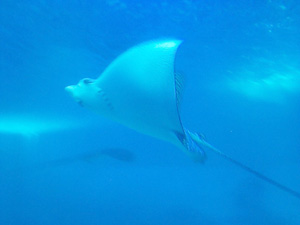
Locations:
1;1;300;224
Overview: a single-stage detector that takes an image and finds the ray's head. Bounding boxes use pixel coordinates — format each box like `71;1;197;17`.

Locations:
65;78;98;108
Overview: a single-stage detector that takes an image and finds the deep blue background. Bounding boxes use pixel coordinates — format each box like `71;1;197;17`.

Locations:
1;0;300;224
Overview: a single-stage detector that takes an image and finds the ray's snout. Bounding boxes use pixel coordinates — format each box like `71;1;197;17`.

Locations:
65;85;75;96
65;85;84;106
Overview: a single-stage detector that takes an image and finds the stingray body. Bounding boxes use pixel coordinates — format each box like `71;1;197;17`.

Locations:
66;40;300;199
66;40;206;161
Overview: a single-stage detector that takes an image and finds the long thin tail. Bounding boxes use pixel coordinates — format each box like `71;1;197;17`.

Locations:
189;132;300;200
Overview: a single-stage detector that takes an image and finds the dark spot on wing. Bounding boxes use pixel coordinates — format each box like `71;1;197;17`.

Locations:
97;88;114;111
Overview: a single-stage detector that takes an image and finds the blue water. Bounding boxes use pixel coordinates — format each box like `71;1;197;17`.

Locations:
1;1;300;224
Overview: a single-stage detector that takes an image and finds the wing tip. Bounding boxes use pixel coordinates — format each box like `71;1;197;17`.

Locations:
153;39;183;49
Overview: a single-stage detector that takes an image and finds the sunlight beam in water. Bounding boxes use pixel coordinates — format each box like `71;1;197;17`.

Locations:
228;66;300;103
0;114;80;138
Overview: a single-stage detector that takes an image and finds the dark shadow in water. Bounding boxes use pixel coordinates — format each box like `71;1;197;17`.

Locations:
27;148;135;171
99;148;135;162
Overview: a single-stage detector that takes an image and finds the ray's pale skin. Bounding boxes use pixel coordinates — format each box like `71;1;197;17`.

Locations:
66;40;206;162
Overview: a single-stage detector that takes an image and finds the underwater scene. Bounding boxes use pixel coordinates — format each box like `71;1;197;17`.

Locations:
1;1;300;224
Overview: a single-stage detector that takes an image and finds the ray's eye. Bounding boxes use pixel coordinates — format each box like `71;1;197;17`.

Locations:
82;78;94;84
